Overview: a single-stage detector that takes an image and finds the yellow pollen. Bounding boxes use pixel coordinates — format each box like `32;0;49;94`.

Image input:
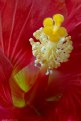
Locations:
29;14;73;74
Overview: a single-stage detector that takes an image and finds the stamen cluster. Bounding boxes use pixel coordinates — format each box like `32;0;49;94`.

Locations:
29;14;73;74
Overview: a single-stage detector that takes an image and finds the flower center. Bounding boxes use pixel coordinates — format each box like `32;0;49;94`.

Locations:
29;14;73;74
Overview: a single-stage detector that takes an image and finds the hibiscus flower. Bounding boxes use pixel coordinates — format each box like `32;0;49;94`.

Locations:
0;0;81;121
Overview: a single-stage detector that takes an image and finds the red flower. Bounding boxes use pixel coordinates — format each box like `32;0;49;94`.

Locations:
0;0;81;121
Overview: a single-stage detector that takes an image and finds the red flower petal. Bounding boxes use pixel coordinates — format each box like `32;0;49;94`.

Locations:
0;0;81;120
0;50;12;108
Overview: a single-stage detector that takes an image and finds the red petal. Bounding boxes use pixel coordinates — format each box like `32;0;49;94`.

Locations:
0;50;12;108
0;0;81;120
65;0;81;32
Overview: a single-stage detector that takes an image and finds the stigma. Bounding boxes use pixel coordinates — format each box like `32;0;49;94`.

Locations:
29;14;73;74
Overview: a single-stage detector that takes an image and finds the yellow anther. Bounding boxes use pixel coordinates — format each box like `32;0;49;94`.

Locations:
43;18;53;27
43;27;53;35
57;27;68;37
53;14;64;27
49;34;60;42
